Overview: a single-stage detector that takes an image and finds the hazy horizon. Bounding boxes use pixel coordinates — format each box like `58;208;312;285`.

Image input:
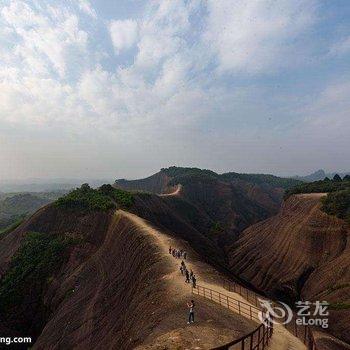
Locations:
1;1;349;180
1;166;349;184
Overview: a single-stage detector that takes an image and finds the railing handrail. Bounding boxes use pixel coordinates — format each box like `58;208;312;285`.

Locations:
221;279;319;350
193;283;273;349
195;284;261;314
211;315;273;349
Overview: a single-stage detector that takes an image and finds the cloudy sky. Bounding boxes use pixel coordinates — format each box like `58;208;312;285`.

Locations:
0;0;349;180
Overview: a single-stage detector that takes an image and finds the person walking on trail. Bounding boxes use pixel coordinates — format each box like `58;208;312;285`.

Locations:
190;269;193;281
169;246;172;254
180;265;184;275
192;275;197;288
187;300;195;324
183;251;187;260
185;269;190;283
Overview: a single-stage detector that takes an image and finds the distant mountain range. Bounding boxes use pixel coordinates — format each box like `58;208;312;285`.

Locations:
292;169;350;182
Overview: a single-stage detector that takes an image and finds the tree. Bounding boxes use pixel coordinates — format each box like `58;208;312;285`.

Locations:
333;174;342;182
324;177;331;182
99;184;114;195
80;183;91;192
343;175;350;181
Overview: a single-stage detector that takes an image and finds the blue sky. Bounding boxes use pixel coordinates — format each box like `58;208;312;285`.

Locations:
0;0;349;180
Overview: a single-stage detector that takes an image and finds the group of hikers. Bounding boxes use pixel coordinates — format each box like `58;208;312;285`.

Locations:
169;246;187;260
180;260;197;288
169;246;196;324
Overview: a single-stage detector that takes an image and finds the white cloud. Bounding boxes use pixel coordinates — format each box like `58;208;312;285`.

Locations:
1;0;89;78
109;19;138;54
203;0;316;74
78;0;97;18
0;0;349;179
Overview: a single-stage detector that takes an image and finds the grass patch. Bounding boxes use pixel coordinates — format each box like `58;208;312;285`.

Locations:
0;231;77;319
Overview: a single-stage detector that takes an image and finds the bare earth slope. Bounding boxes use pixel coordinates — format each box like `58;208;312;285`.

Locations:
115;168;284;245
228;193;350;345
0;205;256;349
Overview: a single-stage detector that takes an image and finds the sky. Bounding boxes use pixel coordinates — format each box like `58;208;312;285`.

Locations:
0;0;349;181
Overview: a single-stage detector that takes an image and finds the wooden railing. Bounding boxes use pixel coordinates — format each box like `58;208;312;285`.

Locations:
222;280;261;308
192;284;273;349
222;280;319;350
192;285;261;323
211;319;273;350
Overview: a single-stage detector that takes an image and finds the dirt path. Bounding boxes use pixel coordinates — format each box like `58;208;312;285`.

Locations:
118;210;306;350
159;184;182;197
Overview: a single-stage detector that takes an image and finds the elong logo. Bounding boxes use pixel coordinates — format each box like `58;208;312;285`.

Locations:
258;299;329;329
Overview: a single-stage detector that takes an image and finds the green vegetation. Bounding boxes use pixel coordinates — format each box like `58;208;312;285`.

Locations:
55;183;115;211
285;176;350;197
322;189;350;224
0;231;76;317
0;193;51;216
221;172;303;190
0;215;25;238
55;183;134;212
99;184;134;208
161;166;302;190
285;175;350;224
162;166;218;179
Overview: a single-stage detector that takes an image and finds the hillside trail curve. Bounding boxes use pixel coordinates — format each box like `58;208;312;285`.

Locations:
118;210;306;350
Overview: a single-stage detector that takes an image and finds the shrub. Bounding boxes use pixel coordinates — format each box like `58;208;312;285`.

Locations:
285;178;350;198
98;184;134;208
322;189;350;224
0;232;75;318
55;184;115;212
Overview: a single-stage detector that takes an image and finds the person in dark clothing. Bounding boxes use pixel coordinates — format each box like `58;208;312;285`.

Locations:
192;275;197;288
187;300;195;324
183;251;187;259
189;269;193;281
180;265;184;275
169;246;172;254
185;269;190;283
